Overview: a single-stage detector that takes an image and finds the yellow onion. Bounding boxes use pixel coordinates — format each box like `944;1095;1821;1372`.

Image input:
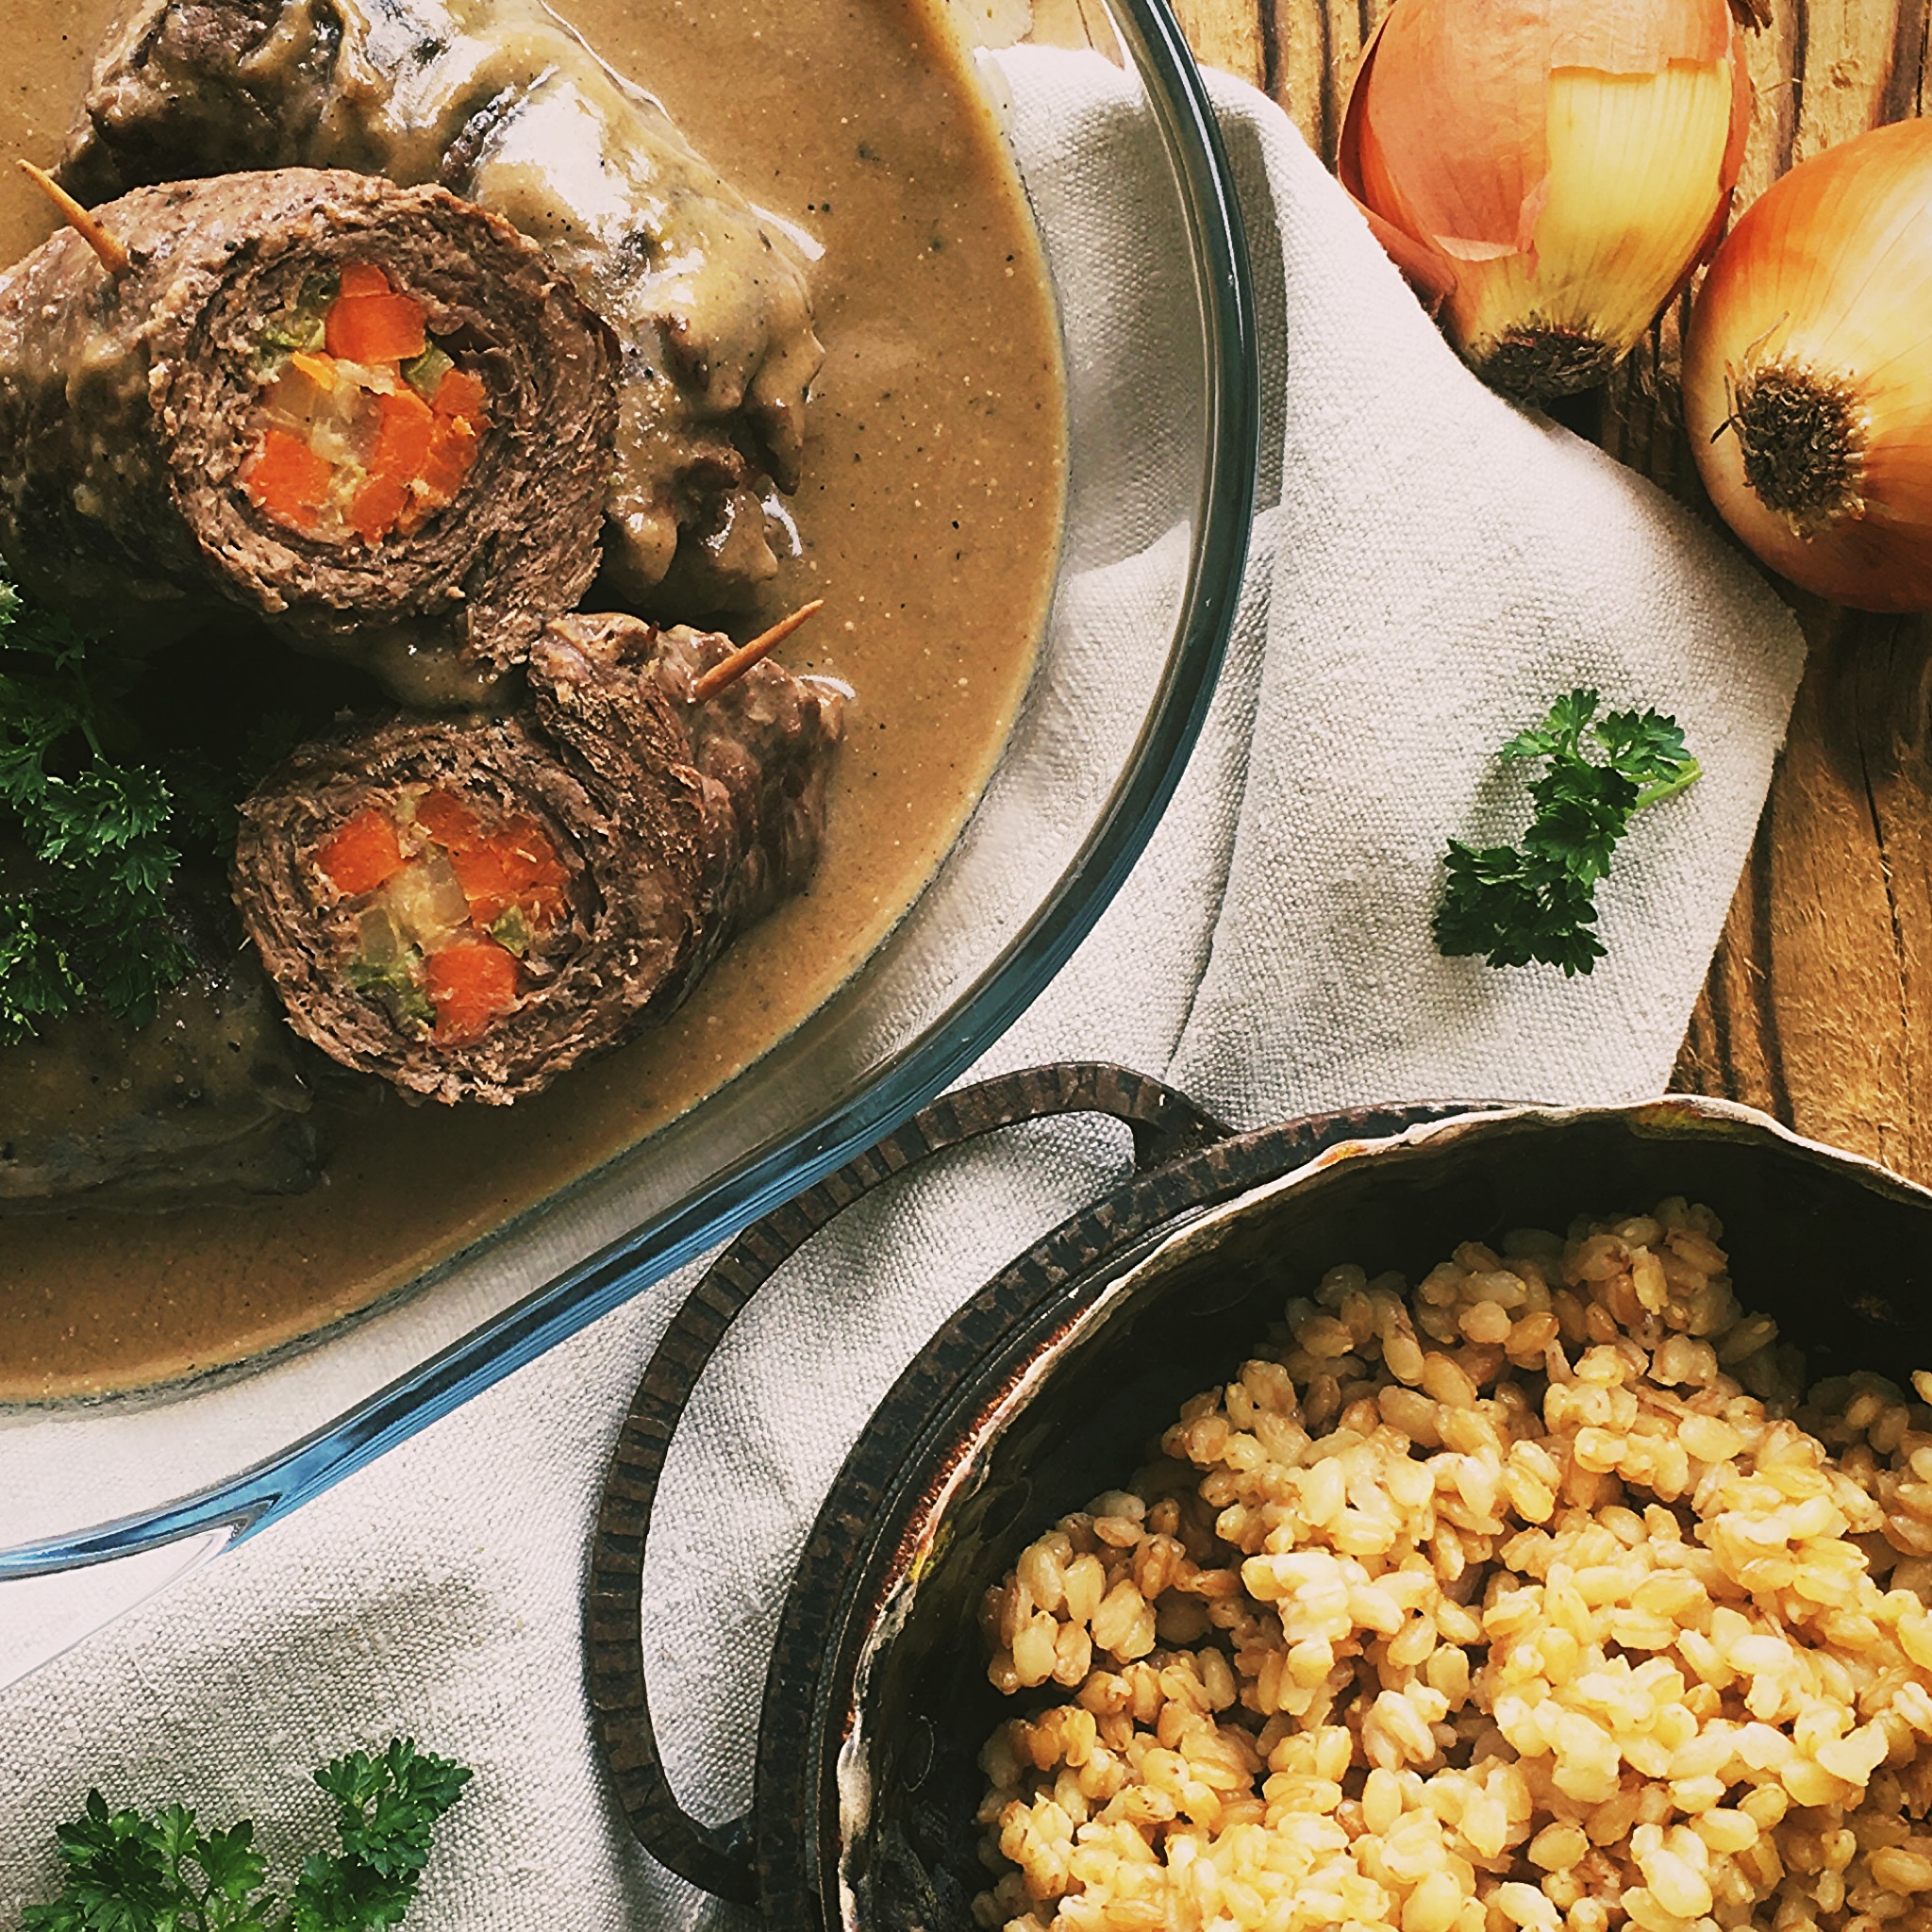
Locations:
1684;120;1932;612
1339;0;1752;404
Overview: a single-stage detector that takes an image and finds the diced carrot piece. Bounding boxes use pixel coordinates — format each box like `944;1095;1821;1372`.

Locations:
504;850;568;893
345;391;435;541
425;934;521;1043
418;416;478;503
499;816;558;868
395;416;481;537
372;387;436;484
507;880;567;927
523;884;568;928
500;819;568;896
414;788;482;854
327;290;428;365
450;822;570;928
243;426;333;529
338;262;392;300
318;808;406;896
450;842;516;925
433;368;489;424
348;473;408;543
492;819;568;921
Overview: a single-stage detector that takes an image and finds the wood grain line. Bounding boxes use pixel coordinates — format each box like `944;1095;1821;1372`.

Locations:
1884;2;1931;120
1324;7;1347;158
1784;3;1807;166
1747;829;1794;1124
1257;0;1280;103
1853;725;1912;1158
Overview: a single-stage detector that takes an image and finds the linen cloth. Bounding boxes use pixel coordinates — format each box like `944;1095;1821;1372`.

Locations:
0;52;1805;1929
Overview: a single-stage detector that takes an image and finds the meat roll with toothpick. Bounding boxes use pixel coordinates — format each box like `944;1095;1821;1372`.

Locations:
232;611;845;1105
60;0;824;611
0;167;617;705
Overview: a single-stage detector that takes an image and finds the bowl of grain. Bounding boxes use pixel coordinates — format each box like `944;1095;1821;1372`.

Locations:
588;1067;1932;1931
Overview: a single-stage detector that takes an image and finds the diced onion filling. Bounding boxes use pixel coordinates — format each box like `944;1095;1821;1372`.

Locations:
315;787;570;1044
242;263;491;545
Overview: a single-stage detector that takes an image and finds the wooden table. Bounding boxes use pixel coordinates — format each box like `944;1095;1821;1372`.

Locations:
1173;0;1932;1184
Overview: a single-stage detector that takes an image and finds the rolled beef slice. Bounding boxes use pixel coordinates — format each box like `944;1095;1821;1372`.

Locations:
233;614;845;1105
0;168;617;704
61;0;824;611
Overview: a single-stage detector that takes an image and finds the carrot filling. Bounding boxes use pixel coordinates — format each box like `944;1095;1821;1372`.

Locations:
315;788;571;1044
242;263;491;545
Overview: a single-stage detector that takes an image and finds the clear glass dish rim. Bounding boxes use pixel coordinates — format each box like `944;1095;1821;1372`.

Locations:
0;0;1260;1578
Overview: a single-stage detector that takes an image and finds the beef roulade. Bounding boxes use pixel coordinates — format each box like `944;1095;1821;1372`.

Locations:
0;167;617;704
233;613;845;1105
60;0;824;610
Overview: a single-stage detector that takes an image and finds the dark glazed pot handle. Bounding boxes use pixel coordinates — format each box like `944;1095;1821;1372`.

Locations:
583;1062;1234;1904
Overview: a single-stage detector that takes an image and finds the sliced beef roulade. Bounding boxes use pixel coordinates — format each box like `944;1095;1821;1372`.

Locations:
61;0;824;610
0;168;617;704
233;614;845;1106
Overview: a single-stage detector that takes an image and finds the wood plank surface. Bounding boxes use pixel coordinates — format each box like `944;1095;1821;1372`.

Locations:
1183;0;1932;1183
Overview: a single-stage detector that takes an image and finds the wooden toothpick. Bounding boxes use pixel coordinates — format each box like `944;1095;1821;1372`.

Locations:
18;160;131;275
690;599;826;704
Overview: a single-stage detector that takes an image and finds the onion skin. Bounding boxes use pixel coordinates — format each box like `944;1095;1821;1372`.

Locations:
1684;120;1932;614
1339;0;1751;405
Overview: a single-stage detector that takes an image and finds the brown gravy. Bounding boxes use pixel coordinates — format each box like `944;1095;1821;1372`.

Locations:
0;0;1065;1397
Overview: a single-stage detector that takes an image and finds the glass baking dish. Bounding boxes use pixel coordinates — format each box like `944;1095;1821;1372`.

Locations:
0;0;1258;1662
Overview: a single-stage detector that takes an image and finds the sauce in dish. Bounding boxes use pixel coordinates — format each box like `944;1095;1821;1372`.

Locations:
0;0;1066;1397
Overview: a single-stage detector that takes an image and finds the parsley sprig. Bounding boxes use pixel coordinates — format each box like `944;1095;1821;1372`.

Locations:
1433;689;1701;976
0;581;194;1040
0;573;311;1043
22;1739;472;1932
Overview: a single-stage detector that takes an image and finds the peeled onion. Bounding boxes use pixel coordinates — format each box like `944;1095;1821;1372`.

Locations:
1339;0;1752;405
1684;119;1932;612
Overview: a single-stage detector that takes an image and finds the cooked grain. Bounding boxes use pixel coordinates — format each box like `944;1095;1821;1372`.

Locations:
973;1199;1932;1932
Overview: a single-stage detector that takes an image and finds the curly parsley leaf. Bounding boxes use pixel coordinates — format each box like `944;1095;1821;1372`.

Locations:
287;1740;473;1931
0;574;291;1043
21;1740;471;1932
1433;689;1700;976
